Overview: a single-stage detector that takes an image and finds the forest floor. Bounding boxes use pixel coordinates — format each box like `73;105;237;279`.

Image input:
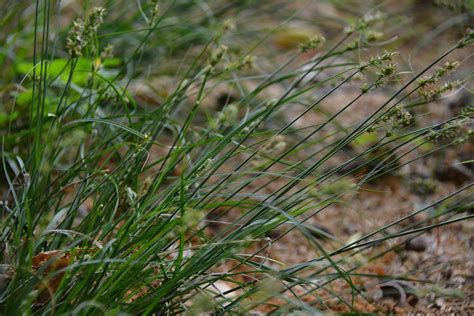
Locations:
171;1;474;313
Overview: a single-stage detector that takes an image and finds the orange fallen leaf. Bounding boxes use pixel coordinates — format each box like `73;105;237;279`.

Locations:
32;250;72;303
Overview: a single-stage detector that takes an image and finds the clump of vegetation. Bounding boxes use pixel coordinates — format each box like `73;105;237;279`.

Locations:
0;0;473;314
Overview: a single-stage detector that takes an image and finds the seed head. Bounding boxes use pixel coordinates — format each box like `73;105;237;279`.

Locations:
417;75;437;87
100;43;114;60
209;44;228;66
458;28;474;47
149;0;160;25
222;19;236;31
361;83;370;93
66;19;85;57
65;7;106;57
299;35;325;52
215;103;239;128
344;39;359;51
366;30;384;42
261;135;287;156
241;55;256;69
443;60;460;71
345;11;386;35
394;107;413;127
377;63;397;78
86;7;106;33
